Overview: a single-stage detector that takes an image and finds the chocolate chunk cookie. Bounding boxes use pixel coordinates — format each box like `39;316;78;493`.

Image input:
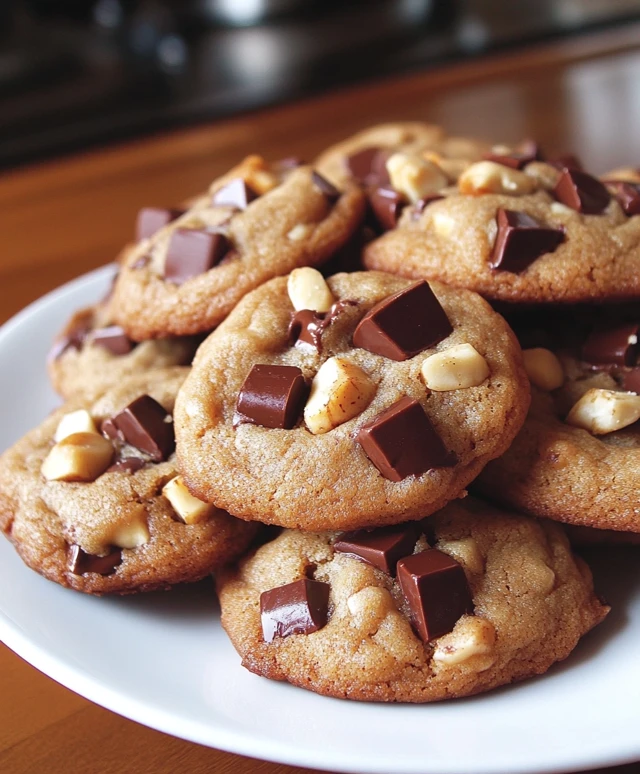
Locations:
363;150;640;303
0;368;257;594
175;270;529;530
110;155;365;339
476;310;640;531
217;498;608;702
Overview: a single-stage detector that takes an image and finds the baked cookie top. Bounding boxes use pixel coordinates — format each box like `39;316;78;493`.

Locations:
0;368;257;594
175;270;529;530
475;306;640;531
362;149;640;303
110;155;365;339
217;498;608;702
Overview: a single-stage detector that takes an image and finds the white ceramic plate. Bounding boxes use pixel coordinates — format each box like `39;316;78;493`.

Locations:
1;266;639;774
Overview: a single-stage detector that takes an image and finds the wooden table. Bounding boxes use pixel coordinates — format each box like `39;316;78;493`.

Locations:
1;24;640;774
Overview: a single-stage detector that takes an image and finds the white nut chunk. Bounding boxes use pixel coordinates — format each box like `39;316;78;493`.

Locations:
287;267;334;313
106;503;150;549
163;475;215;524
566;388;640;435
432;616;496;668
438;538;484;576
522;348;564;391
421;344;489;391
41;432;114;482
458;161;536;196
54;410;99;442
386;152;448;203
304;357;376;434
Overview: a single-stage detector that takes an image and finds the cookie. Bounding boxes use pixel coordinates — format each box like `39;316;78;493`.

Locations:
175;270;529;530
110;155;365;339
48;296;198;401
0;367;258;594
475;310;640;531
363;149;640;303
314;122;488;189
217;497;608;702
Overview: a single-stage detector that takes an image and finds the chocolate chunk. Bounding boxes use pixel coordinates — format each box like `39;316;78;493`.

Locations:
623;368;640;394
368;186;405;231
397;549;473;642
288;310;326;352
353;280;452;361
107;395;175;461
582;323;640;367
356;396;455;482
91;325;135;356
106;457;146;474
236;365;308;429
482;151;536;170
345;147;391;187
164;229;230;284
605;181;640;217
334;524;418;576
212;178;259;210
490;208;565;273
553;169;610;214
260;578;330;642
68;545;122;576
101;417;124;442
311;171;340;203
136;207;184;241
48;316;92;362
549;153;583;171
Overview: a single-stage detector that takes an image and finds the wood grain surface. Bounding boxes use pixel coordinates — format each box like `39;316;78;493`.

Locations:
1;24;640;774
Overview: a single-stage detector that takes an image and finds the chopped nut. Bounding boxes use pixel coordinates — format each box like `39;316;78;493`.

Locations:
523;161;561;190
438;538;484;576
432;616;496;668
386;152;448;203
106;503;150;549
566;388;640;434
163;475;215;524
246;168;279;195
421;344;490;391
287;224;313;241
459;161;536;196
602;167;640;184
550;202;575;216
522;348;564;391
304;357;376;434
422;151;470;183
346;586;394;634
287;267;335;313
431;210;456;237
54;410;98;442
41;432;114;482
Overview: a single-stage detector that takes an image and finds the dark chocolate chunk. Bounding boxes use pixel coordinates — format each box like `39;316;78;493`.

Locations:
136;207;184;241
490;208;565;273
353;280;452;361
334;524;418;576
582;323;640;367
605;181;640;217
311;171;340;203
553;168;610;214
101;417;124;442
212;178;259;210
397;549;473;642
107;395;175;461
68;545;122;576
260;578;330;642
164;229;230;284
236;365;308;429
623;368;640;394
48;316;92;362
368;186;405;231
91;326;135;356
345;147;391;187
106;457;146;474
356;396;455;482
288;310;326;352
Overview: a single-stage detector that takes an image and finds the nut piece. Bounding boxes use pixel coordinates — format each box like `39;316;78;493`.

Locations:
431;210;456;237
346;586;394;634
287;267;335;313
566;388;640;434
304;357;376;435
524;161;561;190
245;168;279;195
438;538;484;576
54;410;99;442
41;432;114;482
603;167;640;184
421;343;490;391
432;616;496;669
163;475;215;524
458;161;536;196
423;151;470;183
522;348;564;391
287;223;313;242
386;152;448;203
106;503;150;549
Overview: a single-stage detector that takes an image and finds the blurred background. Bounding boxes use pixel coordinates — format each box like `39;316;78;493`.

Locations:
1;0;640;170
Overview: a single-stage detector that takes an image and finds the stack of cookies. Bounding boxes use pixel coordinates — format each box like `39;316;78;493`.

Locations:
4;122;629;703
